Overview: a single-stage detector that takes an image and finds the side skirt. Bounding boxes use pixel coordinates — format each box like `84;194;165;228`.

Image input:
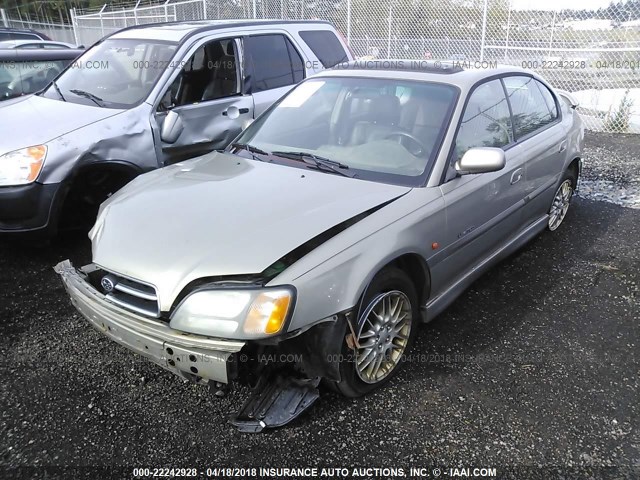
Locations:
422;214;548;322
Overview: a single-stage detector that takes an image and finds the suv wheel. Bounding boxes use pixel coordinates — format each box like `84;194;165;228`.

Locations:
333;267;418;397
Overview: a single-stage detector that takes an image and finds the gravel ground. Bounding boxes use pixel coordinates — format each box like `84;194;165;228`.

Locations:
578;132;640;209
1;132;639;478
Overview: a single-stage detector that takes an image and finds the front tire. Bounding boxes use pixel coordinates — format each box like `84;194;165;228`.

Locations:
333;267;419;398
548;169;577;231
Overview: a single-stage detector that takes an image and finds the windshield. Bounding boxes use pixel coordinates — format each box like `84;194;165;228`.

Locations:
234;77;458;185
42;38;177;109
0;59;70;100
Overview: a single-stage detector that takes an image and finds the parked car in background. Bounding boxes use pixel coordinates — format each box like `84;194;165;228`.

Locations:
0;40;79;49
0;48;83;101
0;20;352;237
0;27;50;41
57;61;584;431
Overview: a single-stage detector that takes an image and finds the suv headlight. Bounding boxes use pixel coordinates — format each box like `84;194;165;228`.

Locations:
0;145;47;186
171;287;295;339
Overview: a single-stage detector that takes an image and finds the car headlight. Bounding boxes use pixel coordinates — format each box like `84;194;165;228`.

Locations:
0;145;47;186
171;287;295;339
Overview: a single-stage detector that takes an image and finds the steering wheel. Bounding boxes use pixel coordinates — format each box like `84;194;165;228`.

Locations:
385;131;428;157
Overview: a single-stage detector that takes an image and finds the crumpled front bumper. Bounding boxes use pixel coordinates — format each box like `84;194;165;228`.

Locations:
55;259;245;384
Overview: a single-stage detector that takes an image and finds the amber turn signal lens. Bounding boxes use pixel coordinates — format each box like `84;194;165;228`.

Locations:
26;146;47;182
243;290;292;335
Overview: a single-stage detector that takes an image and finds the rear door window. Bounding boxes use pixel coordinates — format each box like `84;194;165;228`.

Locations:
299;30;348;68
244;34;304;92
534;80;559;121
503;75;558;139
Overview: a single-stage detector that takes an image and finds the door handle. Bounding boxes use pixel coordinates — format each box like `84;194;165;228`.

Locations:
510;168;523;185
222;107;250;116
559;140;567;153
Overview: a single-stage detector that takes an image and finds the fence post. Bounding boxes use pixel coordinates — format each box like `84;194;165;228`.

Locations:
70;8;79;46
548;10;557;57
1;9;8;28
347;0;352;45
504;0;512;62
387;2;393;58
133;0;141;25
479;0;488;62
252;0;257;19
202;0;207;19
164;0;170;23
99;4;106;39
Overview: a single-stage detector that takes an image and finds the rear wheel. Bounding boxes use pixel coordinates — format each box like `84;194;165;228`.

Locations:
548;169;577;231
333;267;419;397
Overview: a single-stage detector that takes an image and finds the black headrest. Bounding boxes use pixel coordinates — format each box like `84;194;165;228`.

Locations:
206;42;224;60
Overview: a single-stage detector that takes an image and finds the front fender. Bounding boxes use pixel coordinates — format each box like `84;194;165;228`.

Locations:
40;106;156;184
270;187;445;333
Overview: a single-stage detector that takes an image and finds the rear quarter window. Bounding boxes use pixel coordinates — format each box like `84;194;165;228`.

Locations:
299;30;349;69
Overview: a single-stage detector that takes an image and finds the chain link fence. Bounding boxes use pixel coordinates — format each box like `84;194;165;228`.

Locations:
2;0;639;132
1;12;76;45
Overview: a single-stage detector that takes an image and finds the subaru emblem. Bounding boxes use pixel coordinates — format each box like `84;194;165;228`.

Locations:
101;276;115;293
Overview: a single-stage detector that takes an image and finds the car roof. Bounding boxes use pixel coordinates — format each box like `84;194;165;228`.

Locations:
316;60;535;90
0;40;74;49
0;27;48;39
0;48;83;62
0;27;42;33
110;19;333;42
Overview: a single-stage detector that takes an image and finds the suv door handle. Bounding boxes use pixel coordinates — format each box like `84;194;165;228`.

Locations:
222;107;250;116
559;140;567;152
510;168;523;185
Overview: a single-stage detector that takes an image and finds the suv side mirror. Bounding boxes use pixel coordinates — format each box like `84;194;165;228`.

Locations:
160;110;184;144
455;147;506;175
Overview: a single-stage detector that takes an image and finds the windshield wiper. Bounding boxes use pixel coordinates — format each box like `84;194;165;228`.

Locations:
52;81;66;102
231;143;271;157
69;89;104;107
272;151;354;178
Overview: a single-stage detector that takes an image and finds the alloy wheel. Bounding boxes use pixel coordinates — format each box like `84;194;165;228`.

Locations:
354;290;412;384
548;179;573;231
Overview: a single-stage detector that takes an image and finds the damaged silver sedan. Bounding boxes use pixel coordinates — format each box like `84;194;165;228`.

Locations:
57;61;584;431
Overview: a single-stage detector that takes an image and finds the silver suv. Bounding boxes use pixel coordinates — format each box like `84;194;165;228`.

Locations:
57;61;584;431
0;20;351;236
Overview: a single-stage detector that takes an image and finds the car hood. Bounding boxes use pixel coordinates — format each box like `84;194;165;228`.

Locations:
0;95;123;156
92;152;411;310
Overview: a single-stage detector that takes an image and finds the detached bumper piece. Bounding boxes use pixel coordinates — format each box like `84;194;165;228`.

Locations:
229;374;321;433
54;260;244;385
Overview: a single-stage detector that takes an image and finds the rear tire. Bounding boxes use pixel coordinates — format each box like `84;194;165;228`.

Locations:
333;267;419;398
547;169;577;232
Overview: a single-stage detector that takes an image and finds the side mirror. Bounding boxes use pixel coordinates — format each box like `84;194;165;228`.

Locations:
160;110;184;144
455;147;506;175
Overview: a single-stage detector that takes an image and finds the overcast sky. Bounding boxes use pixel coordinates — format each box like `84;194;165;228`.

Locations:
511;0;614;10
